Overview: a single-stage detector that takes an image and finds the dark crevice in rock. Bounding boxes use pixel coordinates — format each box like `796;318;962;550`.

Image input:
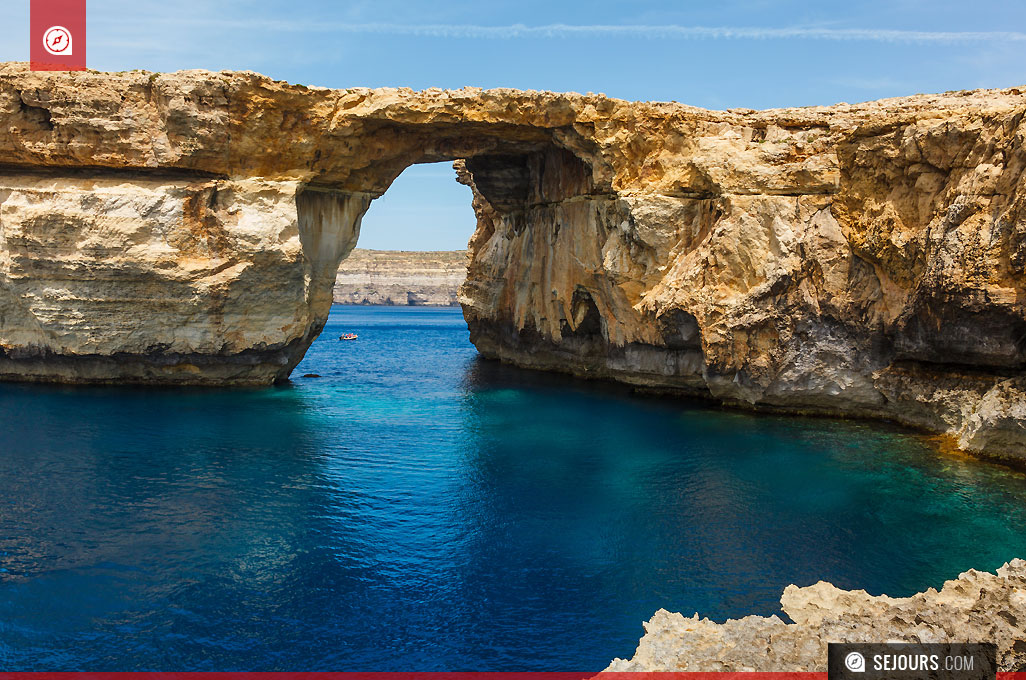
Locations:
18;95;53;131
0;163;228;181
887;358;1025;379
561;289;604;341
892;306;1026;370
463;145;596;213
658;309;703;350
463;154;530;211
661;189;720;200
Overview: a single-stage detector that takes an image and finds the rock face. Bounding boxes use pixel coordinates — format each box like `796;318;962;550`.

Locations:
607;559;1026;673
333;249;466;305
1;63;1025;461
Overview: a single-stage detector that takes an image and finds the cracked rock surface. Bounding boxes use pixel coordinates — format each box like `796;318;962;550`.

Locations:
607;559;1026;672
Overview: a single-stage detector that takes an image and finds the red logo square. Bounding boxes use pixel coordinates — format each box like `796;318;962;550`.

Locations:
30;0;87;71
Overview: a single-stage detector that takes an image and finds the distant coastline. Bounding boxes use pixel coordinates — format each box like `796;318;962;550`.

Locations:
333;248;467;306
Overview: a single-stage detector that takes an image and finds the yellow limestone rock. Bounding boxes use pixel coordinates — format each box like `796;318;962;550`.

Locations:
606;559;1026;672
1;63;1025;461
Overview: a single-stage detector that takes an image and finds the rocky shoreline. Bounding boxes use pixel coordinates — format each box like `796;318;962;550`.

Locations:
1;62;1025;674
0;63;1025;462
333;248;465;306
607;560;1026;672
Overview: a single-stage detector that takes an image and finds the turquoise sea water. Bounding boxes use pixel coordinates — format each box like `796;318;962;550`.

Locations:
1;305;1025;670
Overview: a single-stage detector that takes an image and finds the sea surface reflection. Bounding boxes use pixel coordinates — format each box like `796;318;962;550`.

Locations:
1;306;1025;670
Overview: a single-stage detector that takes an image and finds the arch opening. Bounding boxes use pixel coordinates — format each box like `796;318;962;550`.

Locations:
357;162;477;252
331;161;476;307
296;139;599;302
287;135;611;384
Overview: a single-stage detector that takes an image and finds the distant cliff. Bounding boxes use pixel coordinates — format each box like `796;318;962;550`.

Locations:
333;249;467;306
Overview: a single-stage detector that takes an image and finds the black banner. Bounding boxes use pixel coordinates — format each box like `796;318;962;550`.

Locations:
828;643;997;680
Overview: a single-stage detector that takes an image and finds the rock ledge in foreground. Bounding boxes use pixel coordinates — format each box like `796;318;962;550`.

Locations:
607;559;1026;672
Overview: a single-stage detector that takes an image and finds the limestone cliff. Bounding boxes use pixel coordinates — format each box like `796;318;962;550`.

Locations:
333;249;466;306
1;63;1025;461
607;559;1026;672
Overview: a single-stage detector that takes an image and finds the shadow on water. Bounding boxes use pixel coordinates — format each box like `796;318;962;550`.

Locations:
454;354;1026;650
1;306;1025;671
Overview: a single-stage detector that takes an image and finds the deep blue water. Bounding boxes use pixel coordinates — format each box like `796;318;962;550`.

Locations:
1;305;1026;671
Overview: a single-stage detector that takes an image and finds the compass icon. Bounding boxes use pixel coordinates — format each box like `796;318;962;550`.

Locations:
43;26;73;56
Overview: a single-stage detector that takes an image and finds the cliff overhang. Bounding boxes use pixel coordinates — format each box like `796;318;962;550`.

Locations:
1;63;1025;462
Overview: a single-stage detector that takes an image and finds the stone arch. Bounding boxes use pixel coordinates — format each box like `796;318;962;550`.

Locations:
0;70;703;393
6;66;1026;460
290;132;621;377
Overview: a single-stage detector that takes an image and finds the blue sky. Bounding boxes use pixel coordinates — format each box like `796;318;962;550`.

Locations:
3;1;1026;250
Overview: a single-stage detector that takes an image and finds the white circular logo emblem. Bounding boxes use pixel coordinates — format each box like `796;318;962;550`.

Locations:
43;26;73;56
845;651;867;673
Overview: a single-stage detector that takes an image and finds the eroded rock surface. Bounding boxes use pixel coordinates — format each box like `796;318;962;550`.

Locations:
1;63;1025;460
607;559;1026;672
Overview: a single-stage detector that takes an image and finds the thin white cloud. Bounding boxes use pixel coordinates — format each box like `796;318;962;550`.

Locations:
93;19;1026;44
316;24;1026;43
